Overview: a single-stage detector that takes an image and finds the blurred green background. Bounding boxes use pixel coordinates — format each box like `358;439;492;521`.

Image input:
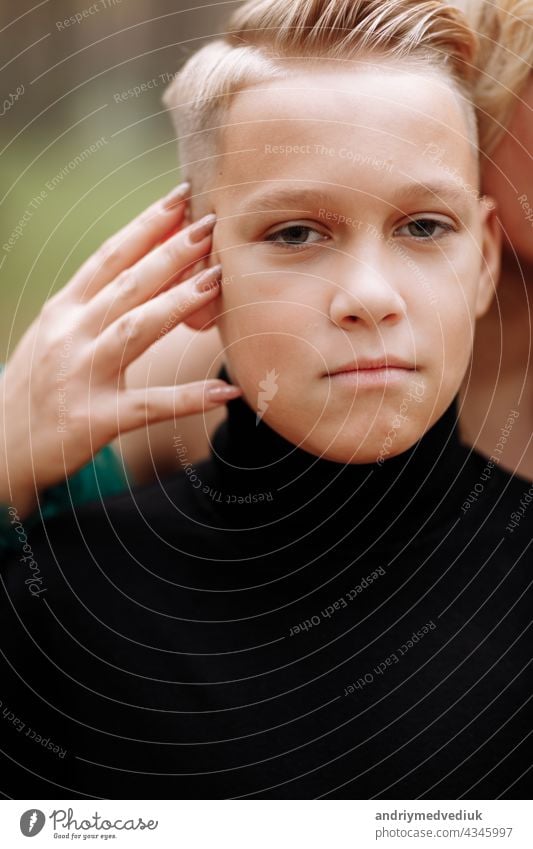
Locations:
0;0;236;357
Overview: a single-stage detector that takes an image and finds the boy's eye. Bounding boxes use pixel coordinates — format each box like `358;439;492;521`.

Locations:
261;217;455;249
263;224;326;249
395;217;455;239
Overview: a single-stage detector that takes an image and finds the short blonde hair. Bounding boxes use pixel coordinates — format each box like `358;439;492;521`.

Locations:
453;0;533;156
162;0;479;199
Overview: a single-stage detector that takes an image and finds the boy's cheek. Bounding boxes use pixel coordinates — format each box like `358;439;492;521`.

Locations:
220;325;321;403
220;285;309;331
440;240;485;299
416;257;482;334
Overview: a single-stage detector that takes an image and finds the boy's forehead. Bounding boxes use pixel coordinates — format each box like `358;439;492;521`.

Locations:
216;67;477;201
229;64;461;120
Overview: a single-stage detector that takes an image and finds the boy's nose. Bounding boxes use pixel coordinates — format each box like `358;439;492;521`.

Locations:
328;259;406;329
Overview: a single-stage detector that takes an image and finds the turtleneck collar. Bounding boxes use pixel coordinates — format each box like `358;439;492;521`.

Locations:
198;366;468;549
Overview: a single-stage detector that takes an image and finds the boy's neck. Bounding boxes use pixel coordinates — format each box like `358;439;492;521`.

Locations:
197;368;468;549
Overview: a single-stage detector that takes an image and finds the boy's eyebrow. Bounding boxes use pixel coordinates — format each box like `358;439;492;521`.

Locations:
239;187;334;215
394;182;476;210
238;182;475;215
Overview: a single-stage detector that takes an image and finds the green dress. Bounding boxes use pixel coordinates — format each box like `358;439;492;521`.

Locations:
0;363;132;554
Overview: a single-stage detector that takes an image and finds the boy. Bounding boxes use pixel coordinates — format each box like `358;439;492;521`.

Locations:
0;0;530;800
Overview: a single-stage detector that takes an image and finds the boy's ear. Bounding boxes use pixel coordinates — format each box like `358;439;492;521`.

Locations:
183;299;220;331
475;195;502;318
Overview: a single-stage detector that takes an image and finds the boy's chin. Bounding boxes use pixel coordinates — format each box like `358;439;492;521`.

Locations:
298;431;425;465
245;393;433;464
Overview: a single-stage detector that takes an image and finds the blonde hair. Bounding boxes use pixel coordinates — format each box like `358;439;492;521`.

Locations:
162;0;479;198
453;0;533;156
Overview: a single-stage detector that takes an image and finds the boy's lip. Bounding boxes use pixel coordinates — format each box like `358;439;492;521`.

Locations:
326;356;415;375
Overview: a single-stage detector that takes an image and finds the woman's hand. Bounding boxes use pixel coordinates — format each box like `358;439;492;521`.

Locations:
0;182;240;519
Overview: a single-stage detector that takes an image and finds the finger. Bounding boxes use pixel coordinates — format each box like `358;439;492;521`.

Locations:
67;181;192;301
90;264;223;375
80;212;217;335
115;379;242;432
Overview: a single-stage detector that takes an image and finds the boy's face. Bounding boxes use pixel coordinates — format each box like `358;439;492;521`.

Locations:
193;64;500;463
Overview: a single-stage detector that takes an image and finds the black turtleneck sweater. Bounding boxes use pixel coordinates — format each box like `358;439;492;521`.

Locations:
0;380;531;800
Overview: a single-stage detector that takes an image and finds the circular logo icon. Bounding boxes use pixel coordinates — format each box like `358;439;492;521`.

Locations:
20;809;46;837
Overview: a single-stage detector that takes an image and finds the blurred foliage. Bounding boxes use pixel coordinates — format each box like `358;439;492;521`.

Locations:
0;0;235;357
1;126;181;355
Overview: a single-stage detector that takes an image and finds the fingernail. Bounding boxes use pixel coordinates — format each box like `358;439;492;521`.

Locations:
206;384;243;402
163;180;191;209
188;213;217;243
195;264;222;293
